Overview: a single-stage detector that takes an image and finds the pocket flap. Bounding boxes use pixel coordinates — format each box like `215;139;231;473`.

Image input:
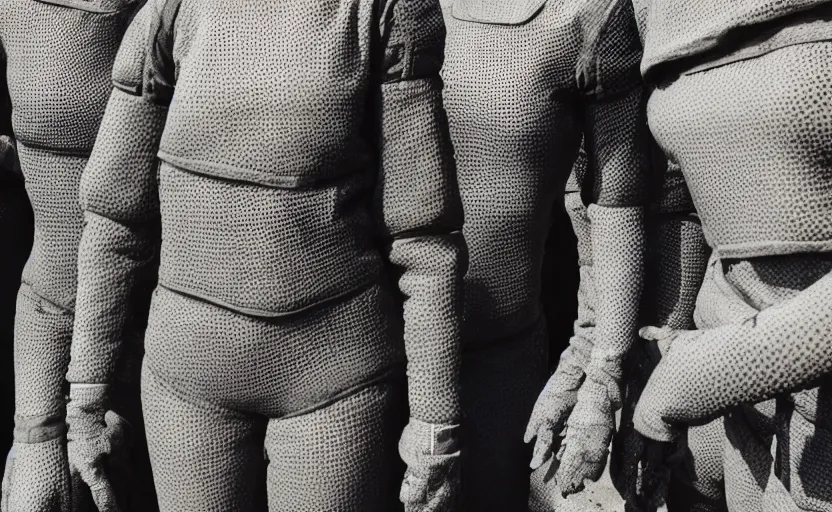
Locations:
451;0;546;26
32;0;138;14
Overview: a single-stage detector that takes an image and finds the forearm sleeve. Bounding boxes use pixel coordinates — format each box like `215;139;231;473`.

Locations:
635;269;832;441
575;0;648;396
373;0;466;424
67;3;168;384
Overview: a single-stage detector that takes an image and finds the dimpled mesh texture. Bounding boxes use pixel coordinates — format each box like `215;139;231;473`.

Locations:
373;0;466;424
157;163;382;316
3;438;72;512
127;0;464;425
16;146;86;310
586;204;644;371
441;0;642;347
143;285;403;417
0;0;135;152
158;0;376;182
633;0;829;78
264;381;405;511
642;218;708;330
635;253;832;442
12;285;72;420
442;0;643;504
565;156;718;510
585;87;648;209
10;146;79;430
0;0;140;417
67;90;164;385
648;42;832;258
141;364;404;512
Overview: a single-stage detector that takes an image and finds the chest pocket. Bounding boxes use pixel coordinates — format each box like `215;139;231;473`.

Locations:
451;0;546;25
31;0;138;14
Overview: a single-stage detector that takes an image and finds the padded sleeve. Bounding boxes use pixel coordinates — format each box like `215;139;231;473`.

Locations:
66;2;170;384
573;0;649;399
635;269;832;442
372;0;466;424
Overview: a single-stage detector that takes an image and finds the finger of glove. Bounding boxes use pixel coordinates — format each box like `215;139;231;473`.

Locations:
405;466;458;512
524;404;545;444
556;437;609;496
525;387;577;444
76;460;121;512
400;471;428;505
421;480;456;512
102;412;131;453
530;425;555;470
525;381;575;443
86;473;121;512
557;455;606;497
638;326;675;342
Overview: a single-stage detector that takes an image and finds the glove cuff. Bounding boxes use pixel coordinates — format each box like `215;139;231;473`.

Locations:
12;412;67;444
584;354;623;407
66;384;110;439
399;418;460;463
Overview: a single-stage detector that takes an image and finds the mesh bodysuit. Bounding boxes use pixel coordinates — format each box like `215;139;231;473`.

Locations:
0;1;157;510
66;0;466;510
440;0;647;508
633;2;832;510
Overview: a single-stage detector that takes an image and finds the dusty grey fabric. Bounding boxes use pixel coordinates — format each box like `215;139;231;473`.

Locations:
0;1;152;510
441;0;646;505
72;0;464;508
141;363;406;512
635;254;832;510
550;151;718;512
635;11;832;512
647;38;832;260
633;0;832;80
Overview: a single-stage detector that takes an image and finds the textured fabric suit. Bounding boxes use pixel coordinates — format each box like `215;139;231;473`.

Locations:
0;1;157;510
67;0;466;510
633;1;832;510
440;0;648;508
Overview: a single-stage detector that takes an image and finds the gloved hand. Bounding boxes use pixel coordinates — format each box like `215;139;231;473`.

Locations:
398;418;460;512
66;384;131;512
524;342;590;471
0;136;21;178
2;441;72;512
552;352;624;497
1;413;79;512
633;326;700;442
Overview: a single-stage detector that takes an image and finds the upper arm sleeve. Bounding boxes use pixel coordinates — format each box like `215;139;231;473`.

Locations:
577;0;648;207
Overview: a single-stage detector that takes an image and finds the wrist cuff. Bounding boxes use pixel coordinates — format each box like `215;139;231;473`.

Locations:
13;412;67;443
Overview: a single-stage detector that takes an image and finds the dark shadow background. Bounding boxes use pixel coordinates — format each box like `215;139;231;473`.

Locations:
541;207;580;373
0;178;34;459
